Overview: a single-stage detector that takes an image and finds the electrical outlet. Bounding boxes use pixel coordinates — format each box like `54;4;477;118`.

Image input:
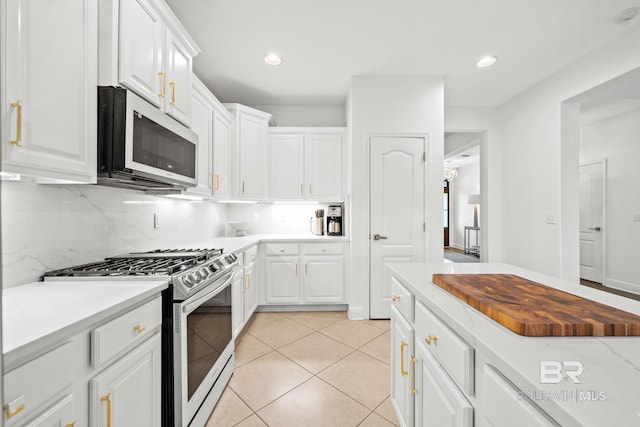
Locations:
154;213;160;229
252;213;259;221
546;214;557;224
634;213;640;222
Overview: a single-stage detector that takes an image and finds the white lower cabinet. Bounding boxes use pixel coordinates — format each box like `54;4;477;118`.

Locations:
90;332;161;427
3;296;163;427
264;242;344;305
415;340;473;427
23;394;74;427
391;306;414;427
483;364;557;427
232;245;259;337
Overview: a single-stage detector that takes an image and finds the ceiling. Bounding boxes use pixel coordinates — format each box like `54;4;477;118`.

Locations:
166;0;640;107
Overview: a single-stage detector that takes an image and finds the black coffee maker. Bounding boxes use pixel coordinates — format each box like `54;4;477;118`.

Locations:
326;205;343;236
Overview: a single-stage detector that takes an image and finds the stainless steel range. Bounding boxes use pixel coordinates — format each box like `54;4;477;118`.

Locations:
43;248;238;427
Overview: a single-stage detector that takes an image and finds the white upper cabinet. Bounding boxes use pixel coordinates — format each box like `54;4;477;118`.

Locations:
224;104;272;201
269;134;305;199
118;0;164;107
268;128;345;202
188;77;214;198
164;31;192;124
211;104;233;200
1;0;97;183
99;0;200;126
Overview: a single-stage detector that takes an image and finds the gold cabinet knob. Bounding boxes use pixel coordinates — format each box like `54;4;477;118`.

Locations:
425;334;438;345
391;294;401;302
134;324;146;334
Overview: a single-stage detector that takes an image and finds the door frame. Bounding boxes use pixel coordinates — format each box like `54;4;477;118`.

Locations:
579;159;607;284
367;132;429;318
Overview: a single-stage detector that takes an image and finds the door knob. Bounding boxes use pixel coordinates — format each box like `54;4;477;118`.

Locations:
588;227;601;231
372;234;388;240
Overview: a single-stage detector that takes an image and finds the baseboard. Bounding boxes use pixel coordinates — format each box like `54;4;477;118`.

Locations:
605;278;640;295
348;306;367;320
256;304;348;312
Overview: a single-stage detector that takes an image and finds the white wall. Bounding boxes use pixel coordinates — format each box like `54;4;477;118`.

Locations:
449;162;480;249
1;181;228;287
580;107;640;292
226;203;341;236
497;23;640;280
348;76;444;319
249;104;346;127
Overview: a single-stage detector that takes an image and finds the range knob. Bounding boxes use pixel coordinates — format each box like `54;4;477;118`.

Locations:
182;276;193;288
225;254;237;263
189;272;199;284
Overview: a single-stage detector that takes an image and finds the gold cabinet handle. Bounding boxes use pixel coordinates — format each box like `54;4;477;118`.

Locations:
425;334;438;345
134;324;146;334
10;101;22;147
3;403;25;419
305;263;308;276
244;274;250;292
169;82;176;106
400;341;408;376
158;71;165;97
211;173;215;189
248;274;251;290
242;180;245;193
215;174;220;190
391;294;400;302
411;356;418;394
295;263;298;276
100;393;112;427
300;184;304;195
65;421;78;427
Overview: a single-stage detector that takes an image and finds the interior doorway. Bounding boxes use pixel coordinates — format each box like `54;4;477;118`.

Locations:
443;131;484;263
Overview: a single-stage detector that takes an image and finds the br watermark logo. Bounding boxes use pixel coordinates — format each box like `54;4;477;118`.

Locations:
517;361;607;402
539;361;584;384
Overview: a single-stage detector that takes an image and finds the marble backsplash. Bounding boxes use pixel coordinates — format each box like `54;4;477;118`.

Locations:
1;181;228;288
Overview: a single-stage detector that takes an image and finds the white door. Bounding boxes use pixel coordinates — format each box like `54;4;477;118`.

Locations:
119;0;164;107
212;110;232;199
164;32;192;125
370;136;425;319
390;307;414;427
90;333;161;427
303;256;344;303
306;133;343;201
579;161;605;283
269;134;305;200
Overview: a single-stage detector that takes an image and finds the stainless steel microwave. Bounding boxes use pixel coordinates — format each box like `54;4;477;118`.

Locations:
97;86;198;191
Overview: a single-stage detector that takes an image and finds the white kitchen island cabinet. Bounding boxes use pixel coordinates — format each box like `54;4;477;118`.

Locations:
224;104;272;201
99;0;200;126
264;242;345;305
388;262;640;427
1;0;97;184
268;128;345;202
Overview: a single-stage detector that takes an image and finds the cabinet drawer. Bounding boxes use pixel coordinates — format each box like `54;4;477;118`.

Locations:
4;342;74;426
264;243;299;255
92;297;162;368
302;243;343;255
244;245;259;263
391;276;414;322
483;364;557;427
415;301;474;395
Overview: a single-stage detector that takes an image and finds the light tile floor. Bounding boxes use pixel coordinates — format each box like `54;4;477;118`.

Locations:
206;311;399;427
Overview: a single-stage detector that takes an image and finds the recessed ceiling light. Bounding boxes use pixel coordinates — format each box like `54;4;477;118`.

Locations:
476;56;498;68
264;53;282;65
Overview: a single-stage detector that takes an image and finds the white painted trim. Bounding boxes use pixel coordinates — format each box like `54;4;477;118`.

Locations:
605;278;640;295
348;306;367;320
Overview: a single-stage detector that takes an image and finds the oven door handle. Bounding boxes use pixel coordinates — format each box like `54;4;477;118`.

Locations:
183;271;234;314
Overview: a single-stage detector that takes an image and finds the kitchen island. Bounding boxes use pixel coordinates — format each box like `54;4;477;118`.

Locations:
388;262;640;427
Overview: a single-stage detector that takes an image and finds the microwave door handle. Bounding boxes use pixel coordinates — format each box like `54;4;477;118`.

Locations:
183;271;234;315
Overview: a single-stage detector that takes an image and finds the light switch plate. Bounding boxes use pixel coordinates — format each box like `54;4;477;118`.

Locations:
546;214;557;224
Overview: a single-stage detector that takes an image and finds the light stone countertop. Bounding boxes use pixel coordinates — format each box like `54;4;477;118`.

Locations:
2;280;168;365
179;234;350;254
388;262;640;427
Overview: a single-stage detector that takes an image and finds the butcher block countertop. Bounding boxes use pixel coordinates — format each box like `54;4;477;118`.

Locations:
387;263;640;427
432;273;640;337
